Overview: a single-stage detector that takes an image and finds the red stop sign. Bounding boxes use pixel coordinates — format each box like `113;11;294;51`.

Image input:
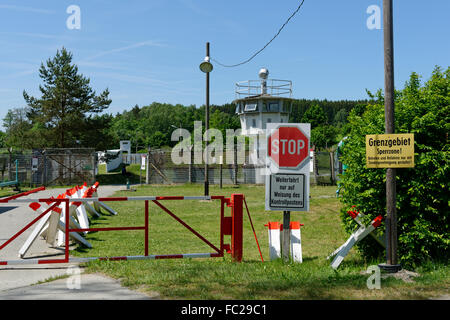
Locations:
268;126;309;169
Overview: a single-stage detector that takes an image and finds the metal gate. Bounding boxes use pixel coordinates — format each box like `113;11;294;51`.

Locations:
32;148;96;186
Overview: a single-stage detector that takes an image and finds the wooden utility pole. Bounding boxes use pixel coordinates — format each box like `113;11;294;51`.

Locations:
329;151;335;185
381;0;401;272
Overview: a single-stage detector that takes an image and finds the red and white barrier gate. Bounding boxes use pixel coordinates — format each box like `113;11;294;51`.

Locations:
0;192;246;265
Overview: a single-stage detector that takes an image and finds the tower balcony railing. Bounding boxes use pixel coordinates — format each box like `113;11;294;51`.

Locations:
235;79;292;99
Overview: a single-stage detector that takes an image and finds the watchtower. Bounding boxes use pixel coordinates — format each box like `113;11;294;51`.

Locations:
233;68;294;183
234;68;293;136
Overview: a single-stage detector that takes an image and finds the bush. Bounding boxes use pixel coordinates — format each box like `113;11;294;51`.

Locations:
338;66;449;268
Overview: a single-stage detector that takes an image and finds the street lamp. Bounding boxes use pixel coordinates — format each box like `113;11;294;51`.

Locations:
199;42;213;196
199;56;213;73
170;123;183;143
170;123;182;134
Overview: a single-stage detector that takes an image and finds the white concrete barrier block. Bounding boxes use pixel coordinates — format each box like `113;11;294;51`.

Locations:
265;222;281;260
290;222;303;263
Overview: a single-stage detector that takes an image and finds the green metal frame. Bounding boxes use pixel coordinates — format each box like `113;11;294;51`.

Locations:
0;159;20;189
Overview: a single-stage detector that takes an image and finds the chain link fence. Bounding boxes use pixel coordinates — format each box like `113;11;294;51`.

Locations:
124;149;341;185
0;148;96;187
0;148;341;188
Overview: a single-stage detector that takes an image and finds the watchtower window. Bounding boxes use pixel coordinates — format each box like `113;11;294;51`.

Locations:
267;118;272;123
245;103;258;112
252;119;256;127
268;102;279;112
235;103;240;114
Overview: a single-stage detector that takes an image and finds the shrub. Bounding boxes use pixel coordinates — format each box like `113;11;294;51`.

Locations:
338;66;449;268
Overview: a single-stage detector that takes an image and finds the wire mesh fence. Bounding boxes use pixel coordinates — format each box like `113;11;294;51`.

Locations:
124;149;341;185
0;148;96;187
0;148;341;188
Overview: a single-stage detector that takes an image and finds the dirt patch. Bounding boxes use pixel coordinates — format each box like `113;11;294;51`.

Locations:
381;269;420;283
361;268;420;283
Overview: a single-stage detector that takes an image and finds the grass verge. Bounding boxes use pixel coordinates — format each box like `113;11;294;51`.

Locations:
72;184;449;299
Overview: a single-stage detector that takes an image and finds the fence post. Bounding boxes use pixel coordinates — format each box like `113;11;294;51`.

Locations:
233;144;238;185
230;194;243;262
8;150;11;181
43;153;47;186
189;146;193;183
146;147;150;184
313;150;319;185
69;153;72;183
219;155;223;189
329;151;335;185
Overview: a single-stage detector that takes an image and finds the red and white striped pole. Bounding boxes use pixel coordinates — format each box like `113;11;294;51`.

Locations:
1;252;222;266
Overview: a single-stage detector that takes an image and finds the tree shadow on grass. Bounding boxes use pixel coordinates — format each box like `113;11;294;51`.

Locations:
96;164;141;185
243;272;369;300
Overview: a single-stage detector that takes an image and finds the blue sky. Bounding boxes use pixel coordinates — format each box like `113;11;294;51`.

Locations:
0;0;448;126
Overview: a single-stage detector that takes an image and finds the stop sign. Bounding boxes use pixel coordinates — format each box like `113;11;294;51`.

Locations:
268;125;309;169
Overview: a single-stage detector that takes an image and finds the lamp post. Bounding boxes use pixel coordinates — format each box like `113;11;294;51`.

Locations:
199;42;213;196
170;124;182;138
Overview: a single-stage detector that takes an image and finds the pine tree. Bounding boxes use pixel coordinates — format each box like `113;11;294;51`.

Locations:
23;47;111;148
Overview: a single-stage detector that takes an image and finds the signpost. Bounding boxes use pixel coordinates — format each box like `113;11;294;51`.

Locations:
267;125;309;170
267;174;306;211
365;132;413;273
265;123;310;261
366;133;414;168
32;157;38;172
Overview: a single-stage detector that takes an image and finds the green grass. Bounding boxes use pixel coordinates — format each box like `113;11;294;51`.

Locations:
72;184;449;300
96;163;144;185
0;186;37;198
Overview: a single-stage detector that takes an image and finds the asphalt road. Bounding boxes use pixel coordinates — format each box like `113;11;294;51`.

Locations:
0;185;154;300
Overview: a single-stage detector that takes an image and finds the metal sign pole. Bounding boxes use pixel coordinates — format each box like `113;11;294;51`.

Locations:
204;42;210;196
282;210;290;261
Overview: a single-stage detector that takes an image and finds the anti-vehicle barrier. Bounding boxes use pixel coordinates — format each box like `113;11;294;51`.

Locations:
15;182;112;256
0;183;103;261
346;206;385;247
327;209;383;269
0;190;247;265
265;221;281;260
264;221;304;262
